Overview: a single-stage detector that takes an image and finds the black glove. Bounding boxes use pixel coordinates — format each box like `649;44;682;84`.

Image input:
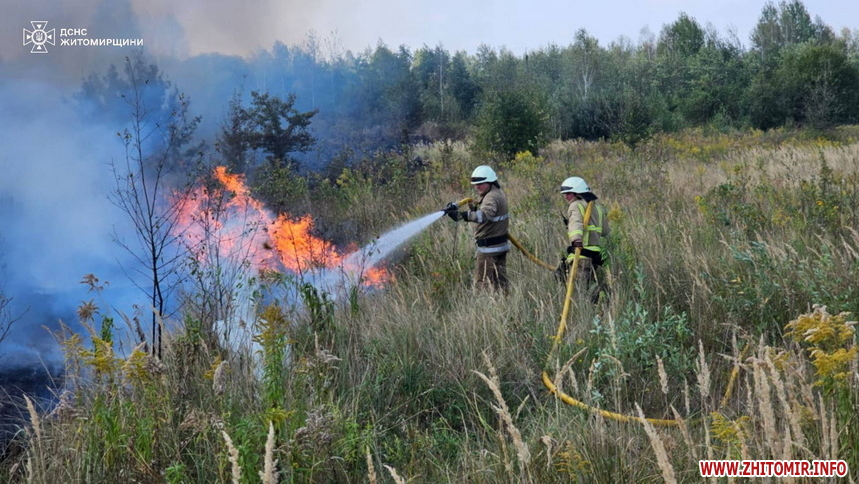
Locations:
448;211;468;222
446;210;468;222
566;240;583;253
444;202;460;221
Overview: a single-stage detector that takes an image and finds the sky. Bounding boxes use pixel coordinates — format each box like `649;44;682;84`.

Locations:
1;0;857;65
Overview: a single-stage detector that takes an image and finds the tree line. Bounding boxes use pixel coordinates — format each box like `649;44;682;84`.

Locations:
78;0;859;168
211;0;859;159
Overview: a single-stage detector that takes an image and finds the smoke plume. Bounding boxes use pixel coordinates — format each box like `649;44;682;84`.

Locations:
0;75;142;366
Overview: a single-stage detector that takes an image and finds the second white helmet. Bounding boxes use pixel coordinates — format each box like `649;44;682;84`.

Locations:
470;165;498;185
560;176;590;194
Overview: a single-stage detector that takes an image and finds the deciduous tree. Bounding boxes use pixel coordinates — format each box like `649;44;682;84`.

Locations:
107;54;201;357
474;88;547;159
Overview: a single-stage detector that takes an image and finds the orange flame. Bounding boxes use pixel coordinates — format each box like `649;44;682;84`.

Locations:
175;166;389;287
361;267;389;287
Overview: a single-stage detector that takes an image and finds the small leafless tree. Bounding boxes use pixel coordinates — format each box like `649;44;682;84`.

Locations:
107;53;201;358
0;292;21;355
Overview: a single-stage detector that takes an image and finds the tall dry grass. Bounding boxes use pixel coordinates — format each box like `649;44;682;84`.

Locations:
3;128;859;482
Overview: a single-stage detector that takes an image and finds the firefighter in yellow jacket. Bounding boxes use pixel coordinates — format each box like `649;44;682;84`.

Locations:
444;165;510;292
561;176;610;302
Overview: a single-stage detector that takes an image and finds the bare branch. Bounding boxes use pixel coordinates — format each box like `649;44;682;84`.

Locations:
0;292;24;351
104;52;201;358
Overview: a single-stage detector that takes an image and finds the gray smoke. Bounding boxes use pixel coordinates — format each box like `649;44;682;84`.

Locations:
0;73;145;366
0;0;205;369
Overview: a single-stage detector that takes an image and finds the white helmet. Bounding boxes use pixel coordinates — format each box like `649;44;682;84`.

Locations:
560;176;589;194
470;165;497;185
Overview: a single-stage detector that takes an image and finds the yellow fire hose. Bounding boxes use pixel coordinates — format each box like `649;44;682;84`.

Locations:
537;202;679;427
447;198;741;426
507;234;556;271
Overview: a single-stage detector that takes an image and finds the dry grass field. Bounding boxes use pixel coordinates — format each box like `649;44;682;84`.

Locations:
5;127;859;482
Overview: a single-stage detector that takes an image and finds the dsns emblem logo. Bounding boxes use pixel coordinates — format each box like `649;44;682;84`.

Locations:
23;21;55;54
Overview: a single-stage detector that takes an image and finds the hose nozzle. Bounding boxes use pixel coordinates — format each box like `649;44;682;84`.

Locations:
442;198;473;214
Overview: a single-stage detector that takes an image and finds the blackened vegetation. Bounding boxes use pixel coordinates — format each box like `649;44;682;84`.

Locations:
0;364;64;457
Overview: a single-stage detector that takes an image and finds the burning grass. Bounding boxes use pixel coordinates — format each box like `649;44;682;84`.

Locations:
176;165;389;288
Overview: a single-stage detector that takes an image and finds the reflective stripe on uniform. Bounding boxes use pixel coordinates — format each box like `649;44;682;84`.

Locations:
477;242;510;254
577;204;605;247
567;246;602;261
474;211;509;224
569;202;606;260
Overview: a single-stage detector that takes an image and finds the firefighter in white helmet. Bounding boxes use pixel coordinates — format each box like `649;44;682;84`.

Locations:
444;165;510;292
559;176;610;302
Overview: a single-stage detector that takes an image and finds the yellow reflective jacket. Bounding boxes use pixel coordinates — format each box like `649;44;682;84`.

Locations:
566;198;610;261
